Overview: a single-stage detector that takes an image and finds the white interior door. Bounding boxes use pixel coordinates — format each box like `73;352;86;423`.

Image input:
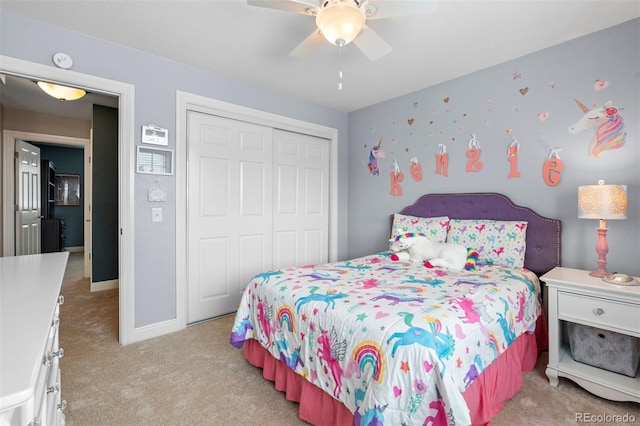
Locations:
273;129;329;269
15;140;41;255
187;111;274;323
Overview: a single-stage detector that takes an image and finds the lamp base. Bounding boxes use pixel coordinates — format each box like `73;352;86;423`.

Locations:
589;268;609;278
590;226;610;280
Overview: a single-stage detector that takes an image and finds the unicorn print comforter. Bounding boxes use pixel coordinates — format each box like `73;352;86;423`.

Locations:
230;252;541;425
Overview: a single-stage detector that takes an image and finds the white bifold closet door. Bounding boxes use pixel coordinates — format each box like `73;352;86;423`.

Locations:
187;111;329;323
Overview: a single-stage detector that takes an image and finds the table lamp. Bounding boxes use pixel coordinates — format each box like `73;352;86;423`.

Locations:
578;180;627;277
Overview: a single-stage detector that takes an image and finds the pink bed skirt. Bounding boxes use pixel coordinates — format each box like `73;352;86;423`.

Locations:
243;315;547;426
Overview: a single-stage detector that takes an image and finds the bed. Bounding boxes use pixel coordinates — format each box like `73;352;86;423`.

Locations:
230;192;561;425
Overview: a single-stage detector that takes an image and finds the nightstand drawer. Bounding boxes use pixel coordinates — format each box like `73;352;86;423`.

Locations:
558;292;639;335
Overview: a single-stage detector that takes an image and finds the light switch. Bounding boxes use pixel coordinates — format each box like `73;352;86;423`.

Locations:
152;207;163;222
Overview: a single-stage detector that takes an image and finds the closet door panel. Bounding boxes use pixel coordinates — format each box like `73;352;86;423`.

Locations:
188;111;272;323
273;129;329;269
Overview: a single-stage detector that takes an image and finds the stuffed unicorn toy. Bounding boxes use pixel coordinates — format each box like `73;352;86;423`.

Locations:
390;233;467;271
389;250;411;262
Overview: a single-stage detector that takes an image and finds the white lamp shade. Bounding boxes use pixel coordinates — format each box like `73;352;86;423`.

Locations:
316;1;365;46
578;182;627;220
37;81;86;101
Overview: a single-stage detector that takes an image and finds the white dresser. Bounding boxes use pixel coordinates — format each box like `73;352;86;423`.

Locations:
0;252;69;426
542;266;640;402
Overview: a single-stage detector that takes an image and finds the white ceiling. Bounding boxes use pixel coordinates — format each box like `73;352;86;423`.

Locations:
1;0;639;117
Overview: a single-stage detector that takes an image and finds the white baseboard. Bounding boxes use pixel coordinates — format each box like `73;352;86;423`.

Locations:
132;318;184;343
64;246;84;253
91;279;119;292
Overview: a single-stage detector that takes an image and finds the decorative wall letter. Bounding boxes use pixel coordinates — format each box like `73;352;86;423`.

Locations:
542;147;563;186
507;136;521;178
465;133;483;173
435;144;449;177
409;157;423;181
390;160;404;197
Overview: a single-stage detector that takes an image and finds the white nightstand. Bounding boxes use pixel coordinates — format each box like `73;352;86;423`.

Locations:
542;267;640;402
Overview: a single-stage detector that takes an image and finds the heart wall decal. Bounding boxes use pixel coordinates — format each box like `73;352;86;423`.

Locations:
519;87;529;96
408;118;414;125
594;79;609;91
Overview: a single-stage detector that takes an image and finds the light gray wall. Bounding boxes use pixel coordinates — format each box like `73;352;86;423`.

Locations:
348;19;639;276
1;10;349;328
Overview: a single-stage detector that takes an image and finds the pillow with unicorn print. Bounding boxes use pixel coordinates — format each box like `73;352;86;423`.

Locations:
390;214;449;246
446;219;528;268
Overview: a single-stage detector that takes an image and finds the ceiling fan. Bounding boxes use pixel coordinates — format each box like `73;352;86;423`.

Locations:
247;0;437;61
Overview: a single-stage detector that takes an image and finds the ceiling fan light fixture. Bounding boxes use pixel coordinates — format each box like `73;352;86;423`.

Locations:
316;1;365;46
36;81;86;101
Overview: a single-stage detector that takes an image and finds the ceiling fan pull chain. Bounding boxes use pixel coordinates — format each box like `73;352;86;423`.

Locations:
338;44;343;91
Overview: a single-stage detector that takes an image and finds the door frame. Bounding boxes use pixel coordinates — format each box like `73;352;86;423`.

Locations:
176;91;339;329
0;55;136;345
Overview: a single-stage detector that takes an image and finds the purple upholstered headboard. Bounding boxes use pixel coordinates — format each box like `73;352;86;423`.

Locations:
395;193;561;276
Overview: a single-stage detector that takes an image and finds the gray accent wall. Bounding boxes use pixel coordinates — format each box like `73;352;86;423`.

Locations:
347;19;639;276
34;144;84;248
92;105;119;283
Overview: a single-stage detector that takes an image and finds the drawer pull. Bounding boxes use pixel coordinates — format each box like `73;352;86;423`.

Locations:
43;348;64;366
52;317;60;328
57;400;67;412
593;307;605;316
47;383;60;394
53;348;64;359
58;295;65;305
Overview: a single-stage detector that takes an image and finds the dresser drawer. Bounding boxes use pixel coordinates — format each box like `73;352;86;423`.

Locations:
558;291;640;335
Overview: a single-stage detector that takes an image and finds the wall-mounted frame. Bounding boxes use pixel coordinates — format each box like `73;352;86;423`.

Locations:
137;146;174;175
141;124;169;146
55;174;81;206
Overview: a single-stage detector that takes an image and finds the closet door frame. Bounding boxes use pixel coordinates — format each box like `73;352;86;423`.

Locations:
175;91;338;330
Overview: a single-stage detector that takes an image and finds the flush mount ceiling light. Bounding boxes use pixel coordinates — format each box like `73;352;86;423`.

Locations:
315;1;365;47
36;81;86;101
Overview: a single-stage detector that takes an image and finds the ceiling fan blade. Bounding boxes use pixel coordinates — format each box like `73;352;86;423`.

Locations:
289;29;325;58
353;25;392;61
364;0;438;20
247;0;318;15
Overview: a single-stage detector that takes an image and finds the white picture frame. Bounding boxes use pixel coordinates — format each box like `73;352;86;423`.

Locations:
141;124;169;146
137;146;174;175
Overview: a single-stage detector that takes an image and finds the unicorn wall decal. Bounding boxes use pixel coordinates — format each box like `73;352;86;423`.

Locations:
367;138;385;175
568;99;626;158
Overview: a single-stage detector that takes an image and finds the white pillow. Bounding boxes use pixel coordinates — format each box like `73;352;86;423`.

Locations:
446;219;528;268
391;214;449;244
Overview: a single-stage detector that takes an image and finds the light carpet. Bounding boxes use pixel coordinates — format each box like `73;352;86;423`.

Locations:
59;253;639;425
